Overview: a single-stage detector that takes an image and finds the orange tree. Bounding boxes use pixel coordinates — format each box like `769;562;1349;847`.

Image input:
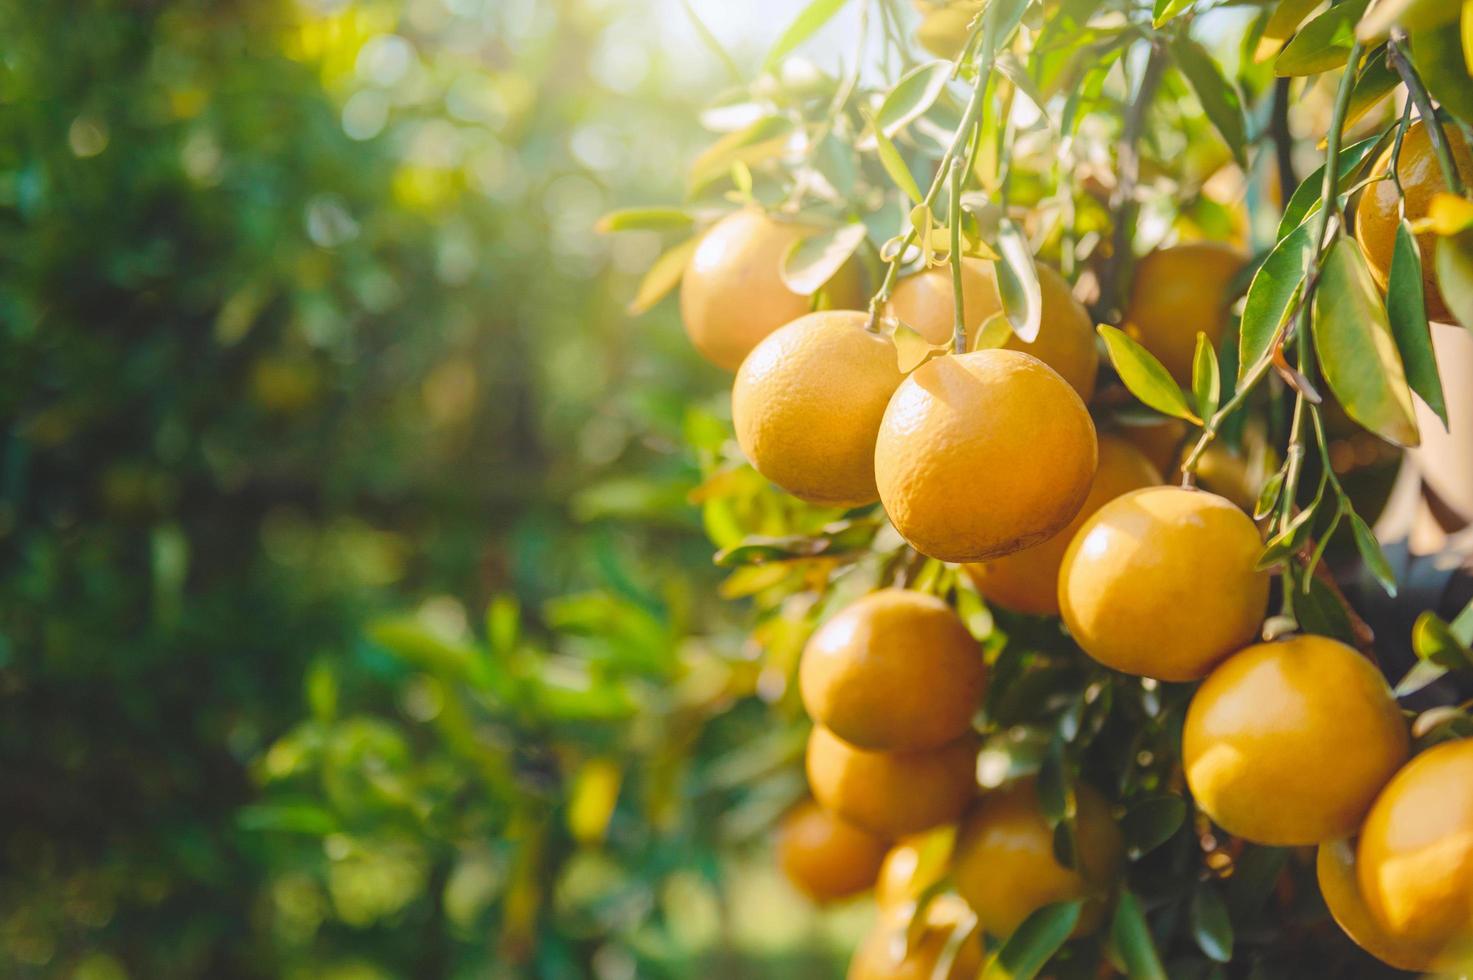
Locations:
607;0;1473;975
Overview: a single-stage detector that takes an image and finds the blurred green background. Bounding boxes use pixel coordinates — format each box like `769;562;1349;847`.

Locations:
0;1;869;976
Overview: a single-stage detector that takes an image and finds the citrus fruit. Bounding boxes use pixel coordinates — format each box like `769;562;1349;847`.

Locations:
887;257;1100;400
1317;838;1440;972
1357;738;1473;968
848;894;982;980
912;2;982;60
874;827;955;911
806;725;977;837
965;434;1160;616
680;209;866;371
952;777;1123;939
1184;635;1409;846
775;799;889;904
733;311;904;507
875;349;1097;563
1058;486;1268;681
1115;416;1187;477
1123;242;1244;383
1355;120;1473;324
800;589;986;751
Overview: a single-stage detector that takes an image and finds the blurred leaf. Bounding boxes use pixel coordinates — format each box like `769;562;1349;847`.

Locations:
1122;795;1187;859
1227;846;1289;917
306;658;338;722
1153;0;1195;28
1254;466;1287;520
1191;884;1234;963
782;222;868;295
1241;222;1314;375
1037;736;1074;827
1387;221;1447;426
867;109;924;203
1099;325;1200;422
628;235;699;315
1411;22;1473;126
765;0;852;70
1395;658;1451;696
1358;0;1463;40
1257;0;1324;61
1311;238;1420;447
689;116;792;190
1412;610;1473;668
1256;500;1318;570
1111;891;1168;980
236;802;336;836
594;207;693;234
487;596;520;658
1277;0;1373;76
984;900;1083;980
868;60;954;142
1349;512;1398;596
1170;37;1248;165
568;759;622;845
1192;332;1221;419
1298;572;1362;646
1436;232;1473;330
996;220;1042;342
1428;193;1473;235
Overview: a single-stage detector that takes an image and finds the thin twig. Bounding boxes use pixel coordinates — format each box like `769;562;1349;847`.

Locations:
1097;39;1167;324
1387;31;1467;196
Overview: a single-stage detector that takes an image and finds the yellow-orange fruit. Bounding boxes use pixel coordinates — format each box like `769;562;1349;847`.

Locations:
680;209;866;371
952;778;1123;939
1357;738;1473;968
874;827;956;911
775;799;889;904
887;257;1099;400
1123;242;1244;383
848;894;983;980
875;349;1097;563
806;725;977;837
1184;635;1409;846
965;435;1161;616
1317;838;1441;973
1058;486;1268;681
1116;417;1188;477
1355;120;1473;324
733;311;904;507
800;589;985;751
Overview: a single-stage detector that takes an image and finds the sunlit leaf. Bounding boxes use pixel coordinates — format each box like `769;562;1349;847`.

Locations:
1153;0;1195;28
1099;325;1200;422
594;207;694;234
1278;135;1385;239
1111;891;1168;980
1170;37;1248;165
1192;332;1221;419
1276;0;1373;76
867;109;924;203
1427;193;1473;236
1412;610;1473;668
628;235;699;315
764;0;852;70
1358;0;1463;41
1240;222;1314;377
868;60;954;142
995;219;1042;342
1437;232;1473;329
1312;238;1420;447
1343;48;1401;130
1257;0;1322;62
688;116;793;191
888;318;948;372
983;901;1083;980
1387;221;1447;426
567;759;622;845
1192;884;1234;963
782;223;867;296
1255;466;1288;520
1411;22;1473;126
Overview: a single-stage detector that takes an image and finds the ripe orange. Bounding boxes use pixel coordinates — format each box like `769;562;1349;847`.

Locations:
951;778;1123;939
806;725;977;837
965;435;1160;616
1123;242;1244;383
680;209;866;371
874;827;955;911
887;257;1100;400
775;799;889;904
911;2;982;60
733;311;904;508
875;349;1097;563
1355;120;1473;324
1184;635;1409;846
848;894;982;980
1058;486;1267;681
1357;738;1473;968
1317;838;1440;973
800;589;985;751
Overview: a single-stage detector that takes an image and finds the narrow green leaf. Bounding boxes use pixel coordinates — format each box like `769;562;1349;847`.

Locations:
781;223;868;296
1349;511;1398;596
1256;500;1318;570
1191;884;1234;963
1276;0;1373;76
1153;0;1195;27
1227;847;1289;918
764;0;852;70
1395;658;1451;696
1344;47;1400;129
996;219;1042;343
1278;135;1385;239
867;110;924;203
1239;222;1314;378
1192;332;1222;419
627;235;700;315
1387;221;1448;426
1411;22;1473;126
1254;467;1288;521
869;60;954;141
1299;572;1362;646
594;207;694;234
1312;238;1420;447
1099;325;1200;423
985;901;1083;980
1437;232;1473;330
1111;891;1168;980
1170;37;1249;165
1121;795;1187;859
1412;610;1473;669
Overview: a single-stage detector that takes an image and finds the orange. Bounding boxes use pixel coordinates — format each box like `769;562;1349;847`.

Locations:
848;894;982;980
874;827;956;911
800;589;985;751
1058;486;1267;681
775;799;889;904
964;435;1160;616
951;777;1123;939
1355;120;1473;324
806;725;977;837
887;257;1100;400
1317;838;1440;973
875;349;1097;563
680;209;866;371
733;311;904;507
1357;738;1473;968
1184;635;1409;846
1123;242;1244;383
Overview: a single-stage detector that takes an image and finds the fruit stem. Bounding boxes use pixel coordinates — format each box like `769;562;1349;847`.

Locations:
949;157;967;354
1386;32;1467;197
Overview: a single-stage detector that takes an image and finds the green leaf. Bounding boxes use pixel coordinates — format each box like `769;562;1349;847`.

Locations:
1227;846;1289;918
764;0;852;70
1111;891;1168;980
1278;135;1385;239
1344;47;1400;129
984;901;1083;980
1191;884;1234;963
1170;37;1249;165
1099;325;1200;423
594;207;694;234
996;219;1042;343
1298;571;1362;646
1121;795;1187;859
1412;610;1473;669
688;116;792;191
1349;511;1398;596
1275;0;1373;76
1450;595;1473;645
627;235;700;315
1153;0;1195;27
236;802;337;836
781;223;867;296
1256;499;1319;570
1254;466;1288;520
1411;22;1473;126
1387;221;1448;426
869;60;954;142
867;110;924;203
1437;232;1473;330
1037;735;1074;827
1357;0;1463;42
1312;238;1420;447
1395;658;1450;696
1192;332;1222;419
1239;222;1314;378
